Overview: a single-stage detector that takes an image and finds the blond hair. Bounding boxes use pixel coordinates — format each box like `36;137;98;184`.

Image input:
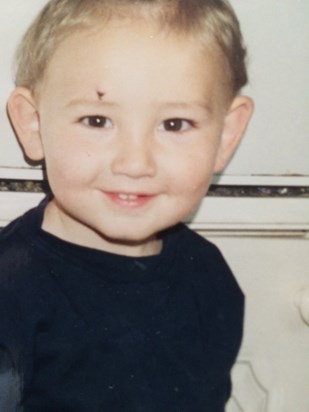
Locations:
14;0;248;97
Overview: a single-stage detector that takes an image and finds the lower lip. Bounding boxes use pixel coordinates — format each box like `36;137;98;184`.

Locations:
104;192;155;208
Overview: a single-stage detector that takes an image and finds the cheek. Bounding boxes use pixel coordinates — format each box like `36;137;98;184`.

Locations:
165;162;214;221
182;166;213;198
44;145;89;193
171;147;217;195
42;131;94;180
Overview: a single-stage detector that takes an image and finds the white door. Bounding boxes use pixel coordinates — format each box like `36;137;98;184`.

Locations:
218;234;309;412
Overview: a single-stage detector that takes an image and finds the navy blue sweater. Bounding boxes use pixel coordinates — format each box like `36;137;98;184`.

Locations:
0;199;244;411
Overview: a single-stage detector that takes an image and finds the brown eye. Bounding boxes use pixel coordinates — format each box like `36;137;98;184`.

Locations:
161;118;193;132
81;116;112;128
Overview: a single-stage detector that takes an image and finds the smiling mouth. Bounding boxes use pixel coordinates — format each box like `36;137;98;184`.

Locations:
104;191;155;208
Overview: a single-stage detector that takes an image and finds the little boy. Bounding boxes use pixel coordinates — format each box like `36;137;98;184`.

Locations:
0;0;253;410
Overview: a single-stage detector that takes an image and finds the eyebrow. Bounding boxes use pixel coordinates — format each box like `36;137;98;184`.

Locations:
66;98;117;108
161;101;213;113
65;89;108;107
66;97;212;113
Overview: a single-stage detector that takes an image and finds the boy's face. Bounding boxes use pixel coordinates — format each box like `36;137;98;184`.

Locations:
11;20;251;256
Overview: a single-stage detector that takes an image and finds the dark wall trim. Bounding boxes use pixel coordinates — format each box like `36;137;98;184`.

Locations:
1;179;309;198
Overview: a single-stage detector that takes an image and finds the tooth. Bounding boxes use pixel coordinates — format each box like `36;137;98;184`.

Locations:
118;193;137;200
118;194;128;200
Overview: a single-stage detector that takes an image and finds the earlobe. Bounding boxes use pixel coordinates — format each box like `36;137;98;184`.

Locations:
214;95;254;173
7;87;44;161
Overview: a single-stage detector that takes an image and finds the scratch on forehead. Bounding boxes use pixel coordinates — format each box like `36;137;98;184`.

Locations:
97;90;105;100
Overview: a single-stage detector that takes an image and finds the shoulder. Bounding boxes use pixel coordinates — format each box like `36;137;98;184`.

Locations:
0;195;48;245
0;202;56;347
173;225;245;362
169;223;244;304
169;223;228;266
0;209;36;277
0;202;47;292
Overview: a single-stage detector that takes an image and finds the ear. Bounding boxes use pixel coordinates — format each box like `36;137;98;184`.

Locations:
7;87;44;161
214;95;254;173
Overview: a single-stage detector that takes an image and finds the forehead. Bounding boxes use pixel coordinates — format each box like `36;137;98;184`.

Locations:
39;20;227;107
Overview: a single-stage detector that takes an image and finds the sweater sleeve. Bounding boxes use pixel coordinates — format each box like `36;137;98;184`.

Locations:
185;232;245;407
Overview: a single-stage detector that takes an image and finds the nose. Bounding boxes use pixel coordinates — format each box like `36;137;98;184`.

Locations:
111;132;157;178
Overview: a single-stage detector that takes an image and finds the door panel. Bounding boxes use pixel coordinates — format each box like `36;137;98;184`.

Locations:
201;234;309;412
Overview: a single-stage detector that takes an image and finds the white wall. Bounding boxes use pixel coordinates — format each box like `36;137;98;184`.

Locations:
227;0;309;177
0;1;47;168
